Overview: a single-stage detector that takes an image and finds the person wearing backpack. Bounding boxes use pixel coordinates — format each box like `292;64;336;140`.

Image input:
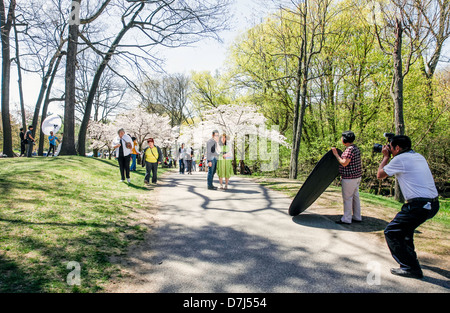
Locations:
130;137;141;171
25;125;36;158
142;138;163;185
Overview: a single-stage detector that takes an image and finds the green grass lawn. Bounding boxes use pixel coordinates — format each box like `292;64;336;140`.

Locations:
0;156;168;292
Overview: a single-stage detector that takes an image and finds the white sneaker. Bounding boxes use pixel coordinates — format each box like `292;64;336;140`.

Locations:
119;180;125;182
127;178;131;183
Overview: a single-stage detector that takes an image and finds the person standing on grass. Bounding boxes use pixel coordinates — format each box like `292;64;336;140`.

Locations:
377;135;439;279
331;131;362;225
142;138;163;185
25;126;36;158
19;128;26;157
130;137;141;171
112;128;133;183
206;130;220;190
47;131;60;157
217;133;233;190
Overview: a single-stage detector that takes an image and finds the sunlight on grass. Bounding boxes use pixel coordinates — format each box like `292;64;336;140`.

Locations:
0;156;167;292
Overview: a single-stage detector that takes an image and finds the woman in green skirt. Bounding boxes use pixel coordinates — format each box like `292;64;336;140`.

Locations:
217;133;233;190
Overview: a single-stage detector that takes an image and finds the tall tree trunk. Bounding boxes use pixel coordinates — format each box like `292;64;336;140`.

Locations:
77;4;144;156
391;18;405;202
30;45;64;139
38;53;63;155
77;30;132;156
391;18;405;137
289;56;303;180
296;70;309;173
289;1;308;180
60;0;81;156
0;0;16;157
324;59;336;138
13;15;25;131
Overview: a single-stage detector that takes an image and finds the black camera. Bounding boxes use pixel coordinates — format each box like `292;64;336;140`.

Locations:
373;133;395;153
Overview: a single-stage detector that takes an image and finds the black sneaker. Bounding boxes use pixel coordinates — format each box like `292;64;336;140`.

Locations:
390;268;423;279
208;186;218;190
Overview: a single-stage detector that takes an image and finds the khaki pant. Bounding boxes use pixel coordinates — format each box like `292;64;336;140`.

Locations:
341;177;361;223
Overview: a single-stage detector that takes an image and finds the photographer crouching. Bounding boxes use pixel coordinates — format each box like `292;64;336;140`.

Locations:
377;135;439;279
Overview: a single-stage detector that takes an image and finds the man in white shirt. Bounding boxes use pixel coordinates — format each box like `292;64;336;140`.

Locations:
377;135;439;279
185;146;193;174
112;128;133;183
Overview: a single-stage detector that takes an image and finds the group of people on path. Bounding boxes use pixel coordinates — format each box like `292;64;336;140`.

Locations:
112;129;162;184
177;143;195;175
19;126;61;158
112;128;234;191
176;130;233;190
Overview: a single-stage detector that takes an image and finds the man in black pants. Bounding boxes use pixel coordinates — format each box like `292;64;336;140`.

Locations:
142;138;162;185
377;135;439;279
25;126;35;157
113;128;133;183
19;128;26;156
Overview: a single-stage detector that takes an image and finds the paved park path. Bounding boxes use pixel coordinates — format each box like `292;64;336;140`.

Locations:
108;171;449;293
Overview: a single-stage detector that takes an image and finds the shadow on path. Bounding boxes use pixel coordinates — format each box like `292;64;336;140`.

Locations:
134;221;380;293
293;214;389;233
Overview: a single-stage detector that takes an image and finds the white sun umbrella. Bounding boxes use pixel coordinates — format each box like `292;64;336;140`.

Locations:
42;115;62;136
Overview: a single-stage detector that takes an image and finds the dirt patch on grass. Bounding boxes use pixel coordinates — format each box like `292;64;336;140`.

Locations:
104;175;168;293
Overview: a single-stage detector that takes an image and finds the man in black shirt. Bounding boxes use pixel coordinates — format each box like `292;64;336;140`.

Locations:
19;128;26;157
25;126;35;158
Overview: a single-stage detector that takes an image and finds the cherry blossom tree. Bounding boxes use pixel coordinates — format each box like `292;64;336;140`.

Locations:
87;121;117;159
179;103;289;173
113;107;173;150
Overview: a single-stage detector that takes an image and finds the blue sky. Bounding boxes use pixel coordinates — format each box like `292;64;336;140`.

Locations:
160;0;273;74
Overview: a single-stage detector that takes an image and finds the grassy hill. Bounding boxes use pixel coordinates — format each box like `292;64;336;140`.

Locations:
0;156;167;292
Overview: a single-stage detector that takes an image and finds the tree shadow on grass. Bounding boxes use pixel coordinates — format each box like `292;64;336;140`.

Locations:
91;157;120;168
0;253;45;292
0;215;146;292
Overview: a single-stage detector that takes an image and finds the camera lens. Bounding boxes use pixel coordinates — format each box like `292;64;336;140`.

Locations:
373;144;383;153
